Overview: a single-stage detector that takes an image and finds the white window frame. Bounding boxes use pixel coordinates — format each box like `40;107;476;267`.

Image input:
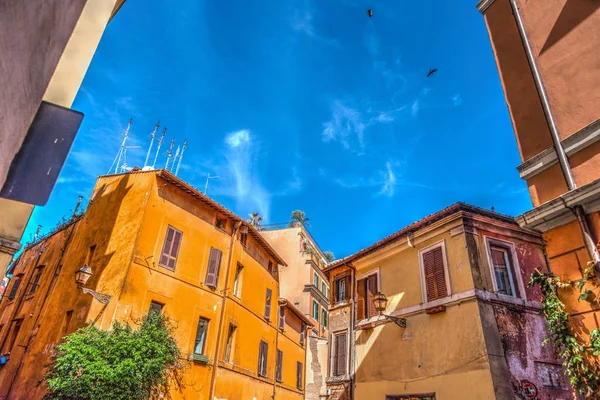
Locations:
484;236;526;300
418;239;452;304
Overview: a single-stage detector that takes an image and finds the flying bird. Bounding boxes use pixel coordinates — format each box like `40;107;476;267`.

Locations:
367;9;373;17
427;68;438;77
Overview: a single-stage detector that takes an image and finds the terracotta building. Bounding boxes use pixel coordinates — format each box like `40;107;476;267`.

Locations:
261;226;330;399
0;169;311;400
0;0;126;279
477;1;600;346
323;203;572;399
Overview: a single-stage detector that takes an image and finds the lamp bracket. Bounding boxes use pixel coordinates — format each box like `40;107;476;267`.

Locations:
81;288;112;305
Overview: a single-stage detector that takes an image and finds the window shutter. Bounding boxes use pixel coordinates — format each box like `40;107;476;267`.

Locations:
279;306;285;330
300;322;305;345
276;349;283;382
492;248;506;266
367;274;378;318
296;361;303;390
335;333;347;376
205;248;223;288
8;279;21;299
344;275;352;300
168;230;182;269
265;288;272;319
423;247;447;302
159;227;174;266
356;278;366;320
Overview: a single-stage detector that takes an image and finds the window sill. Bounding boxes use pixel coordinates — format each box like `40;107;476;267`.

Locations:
192;354;210;364
330;301;350;311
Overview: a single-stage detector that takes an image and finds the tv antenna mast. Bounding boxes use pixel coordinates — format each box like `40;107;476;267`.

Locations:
109;118;141;174
175;140;187;176
204;173;219;195
152;127;167;169
143;121;160;169
164;138;176;170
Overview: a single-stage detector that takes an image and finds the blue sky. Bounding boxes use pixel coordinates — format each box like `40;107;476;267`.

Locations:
23;0;532;259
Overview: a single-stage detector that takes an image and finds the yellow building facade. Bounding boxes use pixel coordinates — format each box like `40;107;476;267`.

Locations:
0;169;310;400
324;203;572;399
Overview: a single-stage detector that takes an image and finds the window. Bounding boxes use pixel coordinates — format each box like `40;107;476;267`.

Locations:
28;267;44;295
87;244;97;265
356;273;378;320
300;322;305;346
321;282;327;296
6;319;23;352
205;248;223;289
149;301;164;314
233;263;244;298
7;276;22;300
312;300;319;322
224;323;236;363
215;217;226;230
62;310;73;337
279;306;285;331
268;260;274;275
258;340;268;377
276;349;283;382
159;226;182;270
194;318;209;356
421;244;448;302
264;288;272;320
296;361;303;390
322;308;328;328
490;245;516;297
386;395;436;400
333;332;347;376
314;272;319;288
240;231;247;247
334;275;351;303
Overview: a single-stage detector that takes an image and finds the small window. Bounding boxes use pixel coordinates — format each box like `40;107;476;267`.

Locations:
7;277;22;300
321;282;327;296
334;332;347;376
421;245;448;302
334;275;350;303
268;260;274;275
322;308;328;328
258;340;268;377
296;361;303;390
194;318;209;356
279;306;285;331
276;349;283;382
233;263;244;298
240;231;248;246
264;288;272;320
62;310;73;337
6;319;23;352
149;301;164;314
87;244;97;266
314;272;319;288
490;245;516;297
205;248;223;289
28;267;44;295
312;300;319;322
356;274;378;320
300;322;305;346
224;324;237;363
159;226;183;271
216;217;226;230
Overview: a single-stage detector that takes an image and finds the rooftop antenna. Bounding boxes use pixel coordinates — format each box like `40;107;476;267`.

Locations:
175;140;187;176
109;118;133;174
204;173;219;195
165;138;176;170
143;121;160;169
72;195;83;217
32;225;42;242
152;127;167;169
172;146;181;171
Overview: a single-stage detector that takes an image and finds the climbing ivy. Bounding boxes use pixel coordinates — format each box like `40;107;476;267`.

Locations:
529;268;600;397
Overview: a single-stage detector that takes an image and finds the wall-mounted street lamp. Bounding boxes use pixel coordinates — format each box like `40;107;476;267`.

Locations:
75;265;111;305
373;292;406;328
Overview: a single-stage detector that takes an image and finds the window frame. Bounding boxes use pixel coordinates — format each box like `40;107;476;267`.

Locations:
332;330;348;377
484;236;525;299
275;349;283;382
278;305;285;331
418;240;451;304
193;317;210;356
258;340;269;377
356;268;380;320
158;225;183;271
28;266;44;295
233;263;244;298
224;323;237;363
312;299;319;322
296;361;303;390
314;271;319;288
149;300;164;314
321;307;327;328
334;274;350;303
7;275;23;300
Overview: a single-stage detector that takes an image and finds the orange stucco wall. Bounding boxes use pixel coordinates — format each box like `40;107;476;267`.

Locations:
0;171;306;400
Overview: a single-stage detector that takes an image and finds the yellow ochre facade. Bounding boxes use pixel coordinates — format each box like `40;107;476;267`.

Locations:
0;169;311;400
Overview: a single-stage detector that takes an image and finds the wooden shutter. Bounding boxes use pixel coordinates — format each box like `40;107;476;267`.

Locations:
265;288;272;319
423;246;447;302
279;306;285;330
300;322;305;345
159;227;174;266
8;279;21;299
258;341;268;376
344;275;352;300
335;333;347;376
356;278;366;320
205;248;223;288
296;361;303;390
367;274;378;318
168;230;182;269
276;349;283;382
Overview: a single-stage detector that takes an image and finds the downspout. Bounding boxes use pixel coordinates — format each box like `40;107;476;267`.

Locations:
208;220;242;400
509;0;600;273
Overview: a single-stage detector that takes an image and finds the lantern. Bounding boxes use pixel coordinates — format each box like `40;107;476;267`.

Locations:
75;265;92;287
373;292;388;314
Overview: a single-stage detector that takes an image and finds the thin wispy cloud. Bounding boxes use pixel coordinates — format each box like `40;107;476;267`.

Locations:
411;99;420;116
378;161;396;197
290;8;338;46
321;161;398;197
452;94;463;107
322;101;366;150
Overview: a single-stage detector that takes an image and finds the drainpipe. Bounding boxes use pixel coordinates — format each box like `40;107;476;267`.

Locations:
509;0;600;273
208;220;243;400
